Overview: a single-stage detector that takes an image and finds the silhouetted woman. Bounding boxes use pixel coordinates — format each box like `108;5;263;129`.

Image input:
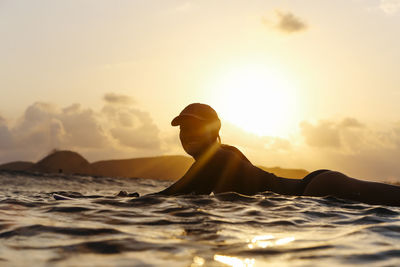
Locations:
157;103;400;206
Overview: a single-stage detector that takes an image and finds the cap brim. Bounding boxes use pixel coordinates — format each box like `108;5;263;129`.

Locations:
171;114;206;126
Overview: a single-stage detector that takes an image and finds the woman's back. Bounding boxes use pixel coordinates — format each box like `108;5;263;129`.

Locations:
159;144;303;195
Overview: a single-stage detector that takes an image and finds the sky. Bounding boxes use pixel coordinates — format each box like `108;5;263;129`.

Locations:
0;0;400;182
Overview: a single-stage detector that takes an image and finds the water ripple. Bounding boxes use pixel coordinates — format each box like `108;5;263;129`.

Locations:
0;224;123;238
1;172;400;266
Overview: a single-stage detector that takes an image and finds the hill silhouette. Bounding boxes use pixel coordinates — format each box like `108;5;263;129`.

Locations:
29;150;91;174
0;161;34;171
91;155;194;180
258;166;309;179
0;150;309;180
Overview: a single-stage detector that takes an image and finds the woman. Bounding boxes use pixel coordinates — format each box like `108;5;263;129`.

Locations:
157;103;400;206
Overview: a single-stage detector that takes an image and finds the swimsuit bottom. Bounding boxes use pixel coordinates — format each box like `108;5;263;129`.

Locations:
300;169;331;194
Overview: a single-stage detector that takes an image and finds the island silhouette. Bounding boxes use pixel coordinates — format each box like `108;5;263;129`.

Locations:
0;150;309;181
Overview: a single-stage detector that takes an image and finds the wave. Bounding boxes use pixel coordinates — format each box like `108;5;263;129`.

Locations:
1;172;400;266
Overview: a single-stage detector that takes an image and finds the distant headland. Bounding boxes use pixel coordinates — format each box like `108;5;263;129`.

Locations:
0;150;309;181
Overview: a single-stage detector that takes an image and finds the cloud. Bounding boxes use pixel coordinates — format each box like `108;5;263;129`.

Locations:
263;10;307;34
380;0;400;15
58;104;109;148
0;94;162;164
103;104;161;150
0;115;13;149
103;93;134;105
300;117;368;150
300;117;398;152
300;120;342;148
299;118;400;181
0;102;110;164
11;103;63;148
339;117;365;128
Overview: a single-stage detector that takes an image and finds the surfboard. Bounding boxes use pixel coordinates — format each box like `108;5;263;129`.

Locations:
53;192;139;200
53;193;75;200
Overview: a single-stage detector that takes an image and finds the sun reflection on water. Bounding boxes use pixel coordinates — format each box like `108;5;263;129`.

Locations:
213;235;296;266
247;235;295;249
190;256;205;267
214;255;255;267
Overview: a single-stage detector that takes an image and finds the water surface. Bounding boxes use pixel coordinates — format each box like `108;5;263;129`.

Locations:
1;171;400;266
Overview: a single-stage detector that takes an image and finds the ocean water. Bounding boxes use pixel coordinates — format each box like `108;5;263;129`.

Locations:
1;172;400;267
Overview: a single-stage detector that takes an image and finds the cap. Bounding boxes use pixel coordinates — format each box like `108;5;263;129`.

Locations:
171;103;220;127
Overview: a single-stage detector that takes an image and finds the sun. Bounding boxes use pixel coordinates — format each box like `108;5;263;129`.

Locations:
209;64;298;137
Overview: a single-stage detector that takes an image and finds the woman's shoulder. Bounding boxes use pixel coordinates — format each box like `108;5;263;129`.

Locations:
219;144;251;163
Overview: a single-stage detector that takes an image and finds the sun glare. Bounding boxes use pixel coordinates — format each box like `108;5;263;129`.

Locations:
210;64;298;137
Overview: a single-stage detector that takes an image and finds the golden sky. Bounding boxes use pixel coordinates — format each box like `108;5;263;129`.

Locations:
0;0;399;181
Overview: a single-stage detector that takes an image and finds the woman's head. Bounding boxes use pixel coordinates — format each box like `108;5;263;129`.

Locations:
171;103;221;158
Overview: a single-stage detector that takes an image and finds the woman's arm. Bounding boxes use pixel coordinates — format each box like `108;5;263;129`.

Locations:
156;155;223;195
156;164;206;195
